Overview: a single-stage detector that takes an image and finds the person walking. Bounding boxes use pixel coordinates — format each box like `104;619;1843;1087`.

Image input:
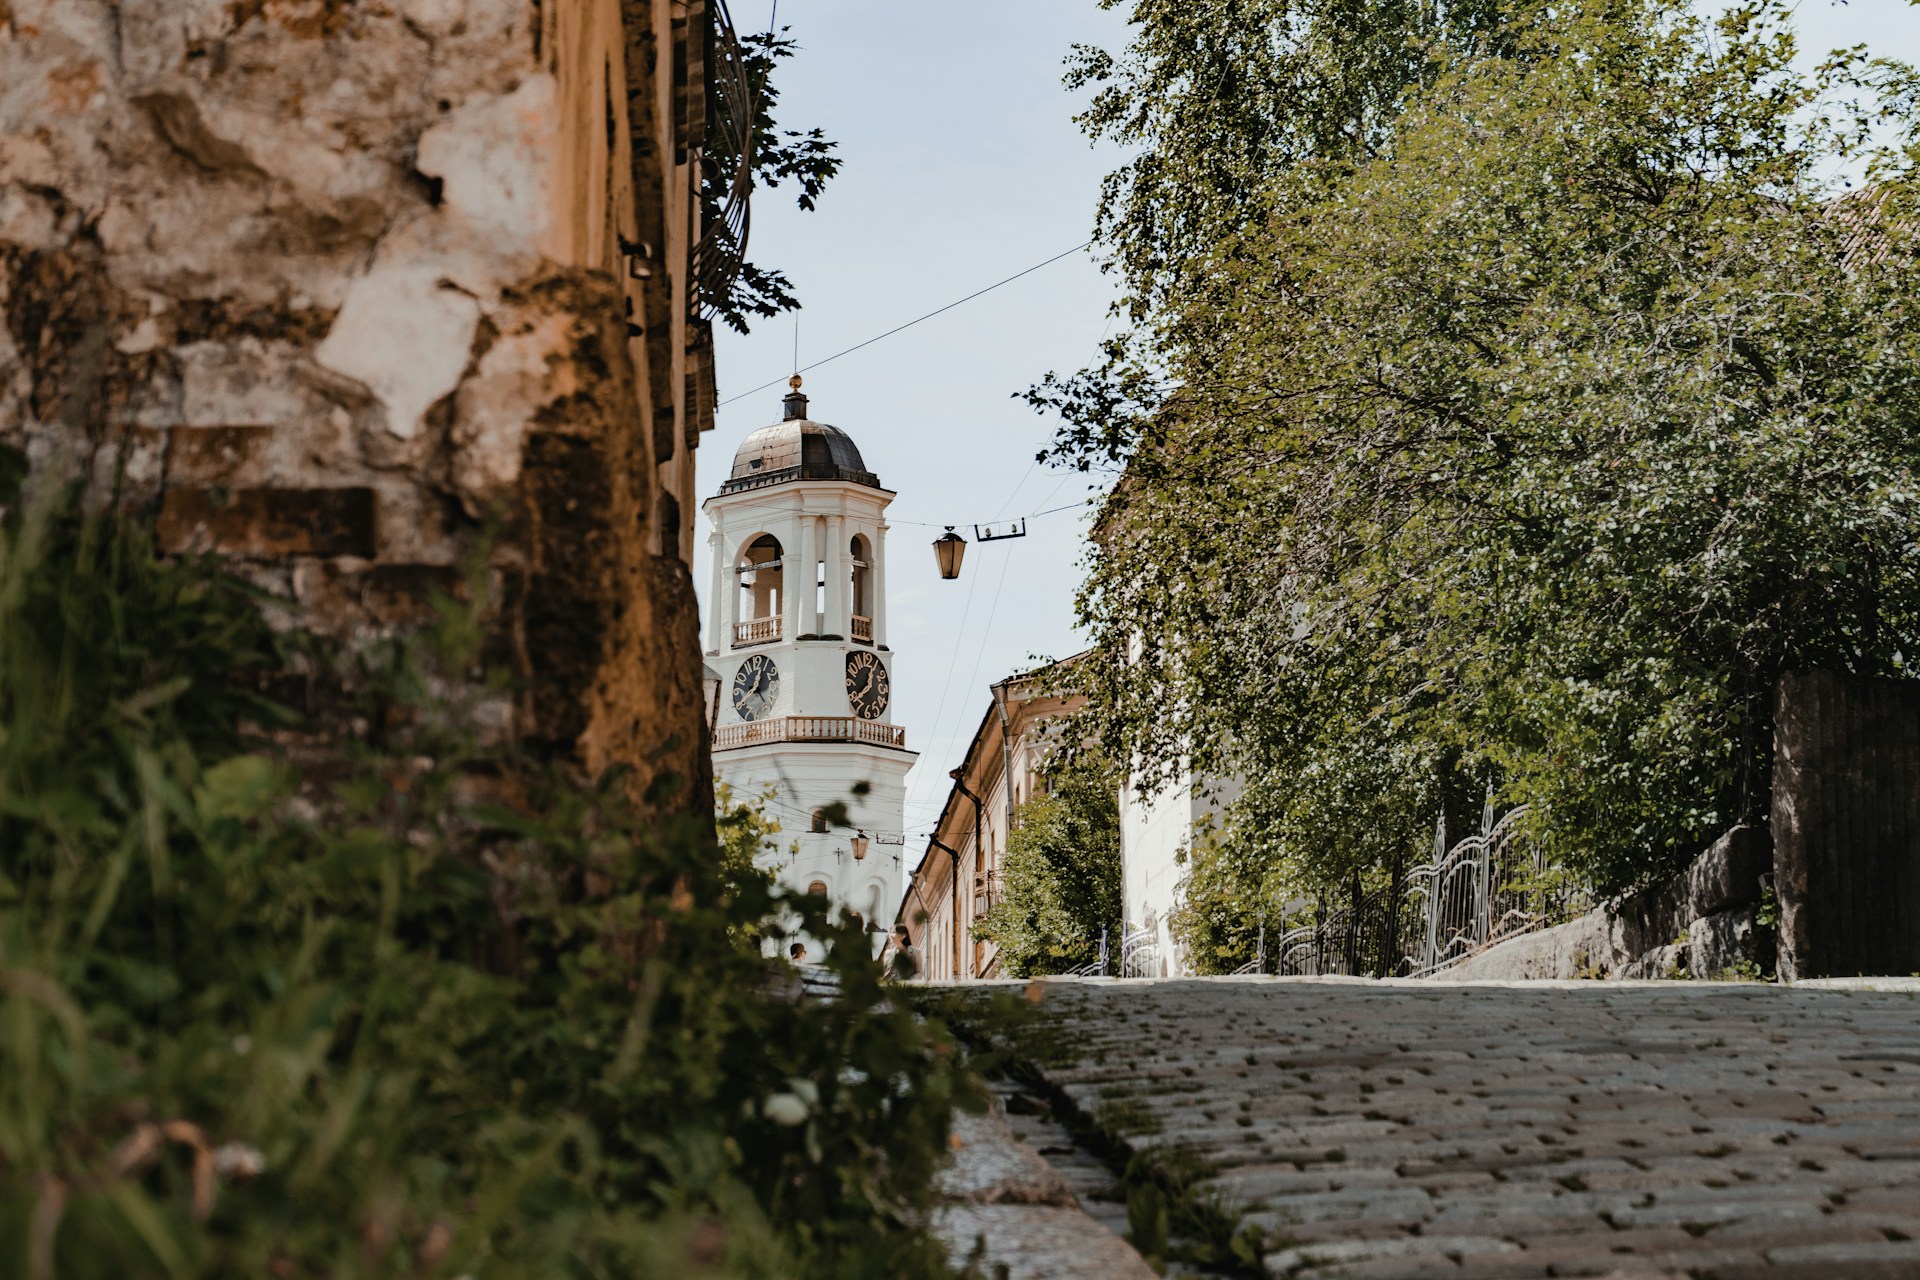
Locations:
889;924;922;980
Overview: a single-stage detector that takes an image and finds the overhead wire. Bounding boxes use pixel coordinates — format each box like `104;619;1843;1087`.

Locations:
886;493;1098;530
717;241;1094;407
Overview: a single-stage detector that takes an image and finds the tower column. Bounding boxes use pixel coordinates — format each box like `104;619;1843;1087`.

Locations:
788;513;813;640
872;521;888;648
824;514;847;638
815;514;831;633
720;531;738;646
706;529;724;652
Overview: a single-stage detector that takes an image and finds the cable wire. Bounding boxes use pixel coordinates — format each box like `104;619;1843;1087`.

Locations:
888;493;1097;530
718;241;1093;407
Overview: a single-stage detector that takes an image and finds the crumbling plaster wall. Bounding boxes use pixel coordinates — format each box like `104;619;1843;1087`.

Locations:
1;0;713;808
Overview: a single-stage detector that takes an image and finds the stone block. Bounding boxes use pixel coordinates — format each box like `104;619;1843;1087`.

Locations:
1264;1235;1517;1276
1434;910;1618;981
935;1105;1076;1206
1766;1240;1920;1265
156;486;377;558
1686;908;1767;980
166;425;275;485
1683;825;1769;918
932;1205;1156;1280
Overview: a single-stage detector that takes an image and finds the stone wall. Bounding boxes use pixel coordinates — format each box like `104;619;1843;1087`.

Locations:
1773;670;1920;980
1437;826;1773;981
2;0;715;807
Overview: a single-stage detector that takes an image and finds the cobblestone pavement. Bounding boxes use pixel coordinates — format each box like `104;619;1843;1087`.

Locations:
1014;977;1920;1279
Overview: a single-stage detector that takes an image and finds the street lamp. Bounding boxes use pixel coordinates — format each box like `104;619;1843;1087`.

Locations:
933;526;967;580
851;831;869;861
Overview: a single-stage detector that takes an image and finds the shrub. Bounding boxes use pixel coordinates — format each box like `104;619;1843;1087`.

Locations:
972;754;1121;977
0;461;977;1279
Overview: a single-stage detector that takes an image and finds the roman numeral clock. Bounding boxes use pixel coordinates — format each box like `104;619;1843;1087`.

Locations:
701;381;916;954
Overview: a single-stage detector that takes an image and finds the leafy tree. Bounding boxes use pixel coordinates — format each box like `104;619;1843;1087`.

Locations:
1159;825;1282;974
716;780;782;888
1044;0;1920;895
1066;0;1510;324
973;755;1122;976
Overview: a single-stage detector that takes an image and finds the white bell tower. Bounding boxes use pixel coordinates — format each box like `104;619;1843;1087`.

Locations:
703;378;914;944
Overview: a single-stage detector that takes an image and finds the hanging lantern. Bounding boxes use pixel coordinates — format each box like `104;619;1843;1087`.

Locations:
933;527;967;580
851;831;869;861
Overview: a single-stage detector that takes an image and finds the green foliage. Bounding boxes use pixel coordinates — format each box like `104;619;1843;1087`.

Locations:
703;26;842;333
715;781;781;895
970;755;1121;977
1045;0;1920;897
1166;826;1279;975
1066;0;1510;325
0;464;976;1279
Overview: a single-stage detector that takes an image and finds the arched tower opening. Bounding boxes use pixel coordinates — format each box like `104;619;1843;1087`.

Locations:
736;534;783;645
850;534;873;643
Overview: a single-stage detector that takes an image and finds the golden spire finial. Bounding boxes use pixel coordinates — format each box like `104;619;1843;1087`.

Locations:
789;374;803;392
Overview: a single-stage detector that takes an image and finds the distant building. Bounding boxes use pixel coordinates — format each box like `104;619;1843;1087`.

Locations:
702;382;915;943
1119;762;1243;977
897;661;1085;980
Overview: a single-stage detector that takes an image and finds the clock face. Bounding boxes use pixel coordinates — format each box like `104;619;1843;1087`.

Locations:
845;650;890;720
731;654;779;722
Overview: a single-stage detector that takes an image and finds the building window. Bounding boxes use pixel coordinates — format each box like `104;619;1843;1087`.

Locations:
807;880;829;897
810;808;828;833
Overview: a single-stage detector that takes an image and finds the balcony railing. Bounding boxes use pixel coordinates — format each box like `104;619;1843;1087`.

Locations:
732;617;781;646
713;715;907;752
850;614;873;643
973;870;1002;916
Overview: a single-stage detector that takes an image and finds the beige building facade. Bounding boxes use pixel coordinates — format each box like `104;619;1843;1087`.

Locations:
896;662;1086;980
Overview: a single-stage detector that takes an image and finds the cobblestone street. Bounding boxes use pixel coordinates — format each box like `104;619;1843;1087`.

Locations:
1010;977;1920;1279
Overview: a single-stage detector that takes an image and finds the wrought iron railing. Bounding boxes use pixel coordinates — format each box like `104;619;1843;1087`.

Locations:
732;617;781;646
1270;884;1424;978
1118;923;1160;978
1250;801;1589;979
1230;924;1267;975
712;715;906;751
1404;802;1589;976
1065;927;1110;977
972;869;1002;915
694;0;754;317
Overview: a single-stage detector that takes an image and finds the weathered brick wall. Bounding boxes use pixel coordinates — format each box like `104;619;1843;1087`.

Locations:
1773;670;1920;980
1;0;712;809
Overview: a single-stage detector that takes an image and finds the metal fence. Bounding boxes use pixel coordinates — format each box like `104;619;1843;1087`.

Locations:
1118;924;1161;978
1264;801;1589;979
1051;801;1585;981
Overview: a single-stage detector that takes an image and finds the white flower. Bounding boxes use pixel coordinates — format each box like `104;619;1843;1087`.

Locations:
213;1142;266;1179
762;1092;810;1126
787;1077;820;1107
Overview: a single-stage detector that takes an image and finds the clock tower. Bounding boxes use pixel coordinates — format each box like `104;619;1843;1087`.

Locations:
703;379;915;944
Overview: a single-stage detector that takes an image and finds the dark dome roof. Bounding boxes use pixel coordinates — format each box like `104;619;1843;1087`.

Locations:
721;394;882;494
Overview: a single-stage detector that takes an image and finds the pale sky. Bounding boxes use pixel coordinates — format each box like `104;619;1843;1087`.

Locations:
698;1;1131;849
696;0;1920;851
